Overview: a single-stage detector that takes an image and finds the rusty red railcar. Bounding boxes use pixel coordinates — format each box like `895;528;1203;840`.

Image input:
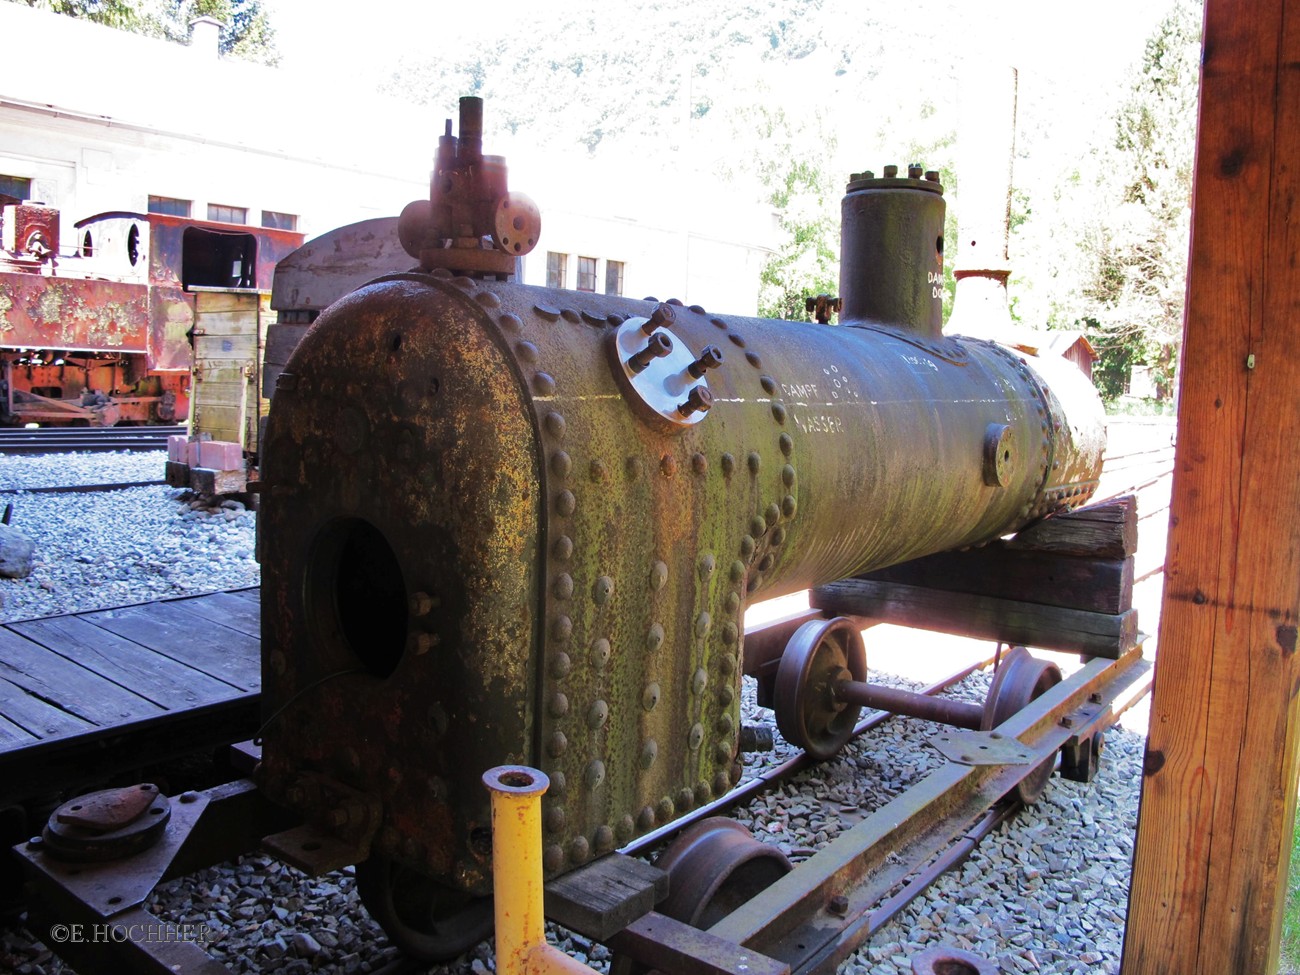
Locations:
0;198;302;425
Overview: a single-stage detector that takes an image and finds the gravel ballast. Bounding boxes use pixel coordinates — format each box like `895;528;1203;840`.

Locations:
0;451;257;623
0;450;1150;974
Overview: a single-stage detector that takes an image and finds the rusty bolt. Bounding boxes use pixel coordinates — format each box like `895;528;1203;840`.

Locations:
179;791;199;804
640;303;677;335
1089;692;1104;704
883;164;899;178
409;591;438;617
908;163;923;179
628;332;674;373
26;835;43;850
828;894;850;917
408;632;439;656
925;170;940;182
677;386;714;418
862;170;875;179
687;345;725;378
1060;715;1076;729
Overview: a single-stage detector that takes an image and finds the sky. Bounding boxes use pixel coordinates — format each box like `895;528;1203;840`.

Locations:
266;0;1175;126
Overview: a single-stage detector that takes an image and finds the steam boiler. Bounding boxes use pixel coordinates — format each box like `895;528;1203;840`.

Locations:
256;97;1104;959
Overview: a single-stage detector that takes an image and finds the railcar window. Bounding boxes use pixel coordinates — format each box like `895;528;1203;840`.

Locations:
547;251;567;289
181;227;257;289
207;203;248;225
82;231;93;257
577;256;597;292
605;260;624;296
0;175;31;200
148;195;191;217
261;210;297;231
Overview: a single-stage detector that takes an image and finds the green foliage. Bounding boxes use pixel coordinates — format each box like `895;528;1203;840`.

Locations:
1031;0;1201;404
11;0;278;64
17;0;139;28
1283;809;1300;973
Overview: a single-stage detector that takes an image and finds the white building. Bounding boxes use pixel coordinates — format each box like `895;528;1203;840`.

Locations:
0;4;775;313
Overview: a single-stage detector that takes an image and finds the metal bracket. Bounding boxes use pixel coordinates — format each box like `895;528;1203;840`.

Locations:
930;728;1036;766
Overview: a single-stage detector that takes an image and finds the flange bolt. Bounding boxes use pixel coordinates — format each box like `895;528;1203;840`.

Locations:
409;591;437;617
640;303;677;335
628;332;674;373
908;163;924;178
687;345;724;378
677;386;714;418
883;164;899;178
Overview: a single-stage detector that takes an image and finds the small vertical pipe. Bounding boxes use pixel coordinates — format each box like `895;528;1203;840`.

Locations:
947;63;1018;339
483;766;593;975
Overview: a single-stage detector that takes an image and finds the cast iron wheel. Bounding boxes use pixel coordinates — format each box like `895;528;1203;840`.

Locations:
610;818;792;975
773;617;867;761
1060;730;1105;783
980;646;1063;804
355;855;493;962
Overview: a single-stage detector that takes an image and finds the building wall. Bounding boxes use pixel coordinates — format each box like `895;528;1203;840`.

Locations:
0;5;775;315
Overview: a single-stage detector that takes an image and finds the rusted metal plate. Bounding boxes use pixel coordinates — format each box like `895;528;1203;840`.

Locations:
54;783;160;831
929;728;1036;766
0;272;150;352
270;216;412;313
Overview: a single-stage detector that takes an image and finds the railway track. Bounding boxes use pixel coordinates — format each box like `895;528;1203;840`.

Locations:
0;424;186;454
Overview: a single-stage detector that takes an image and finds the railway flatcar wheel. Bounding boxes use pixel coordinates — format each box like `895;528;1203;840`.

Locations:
355;855;493;962
980;646;1063;804
610;818;792;975
774;617;867;761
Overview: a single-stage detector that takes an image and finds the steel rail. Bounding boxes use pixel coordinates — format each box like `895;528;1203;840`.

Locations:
0;480;167;495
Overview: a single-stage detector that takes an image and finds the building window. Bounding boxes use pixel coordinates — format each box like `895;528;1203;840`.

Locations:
605;260;624;296
0;175;31;201
148;195;191;217
261;209;297;231
546;251;567;289
207;203;248;225
577;256;597;292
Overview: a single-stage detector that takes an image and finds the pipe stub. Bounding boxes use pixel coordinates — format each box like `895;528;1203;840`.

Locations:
482;765;550;797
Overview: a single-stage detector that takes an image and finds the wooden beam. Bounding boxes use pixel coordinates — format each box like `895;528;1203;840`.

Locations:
1122;1;1300;972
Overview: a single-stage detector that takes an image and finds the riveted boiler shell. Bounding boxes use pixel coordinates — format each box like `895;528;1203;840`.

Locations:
260;271;1104;896
259;275;541;894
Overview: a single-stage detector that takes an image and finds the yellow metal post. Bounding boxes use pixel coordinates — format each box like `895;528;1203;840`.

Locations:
483;766;593;975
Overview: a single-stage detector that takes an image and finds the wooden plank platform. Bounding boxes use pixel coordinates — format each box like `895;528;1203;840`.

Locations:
0;588;261;805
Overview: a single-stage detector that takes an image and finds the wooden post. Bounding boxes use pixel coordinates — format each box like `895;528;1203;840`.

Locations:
1122;1;1300;972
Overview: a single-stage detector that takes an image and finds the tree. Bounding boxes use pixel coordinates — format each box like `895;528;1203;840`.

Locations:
1030;0;1201;403
17;0;140;28
11;0;279;65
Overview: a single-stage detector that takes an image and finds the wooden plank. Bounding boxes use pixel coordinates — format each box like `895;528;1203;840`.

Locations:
0;711;36;747
545;853;669;940
860;548;1133;615
0;628;163;727
196;334;258;359
0;675;94;742
79;603;260;691
1121;2;1300;973
193;290;265;313
164;591;260;639
1006;495;1137;558
812;579;1136;658
191;467;247;495
228;588;260;603
8;615;241;710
